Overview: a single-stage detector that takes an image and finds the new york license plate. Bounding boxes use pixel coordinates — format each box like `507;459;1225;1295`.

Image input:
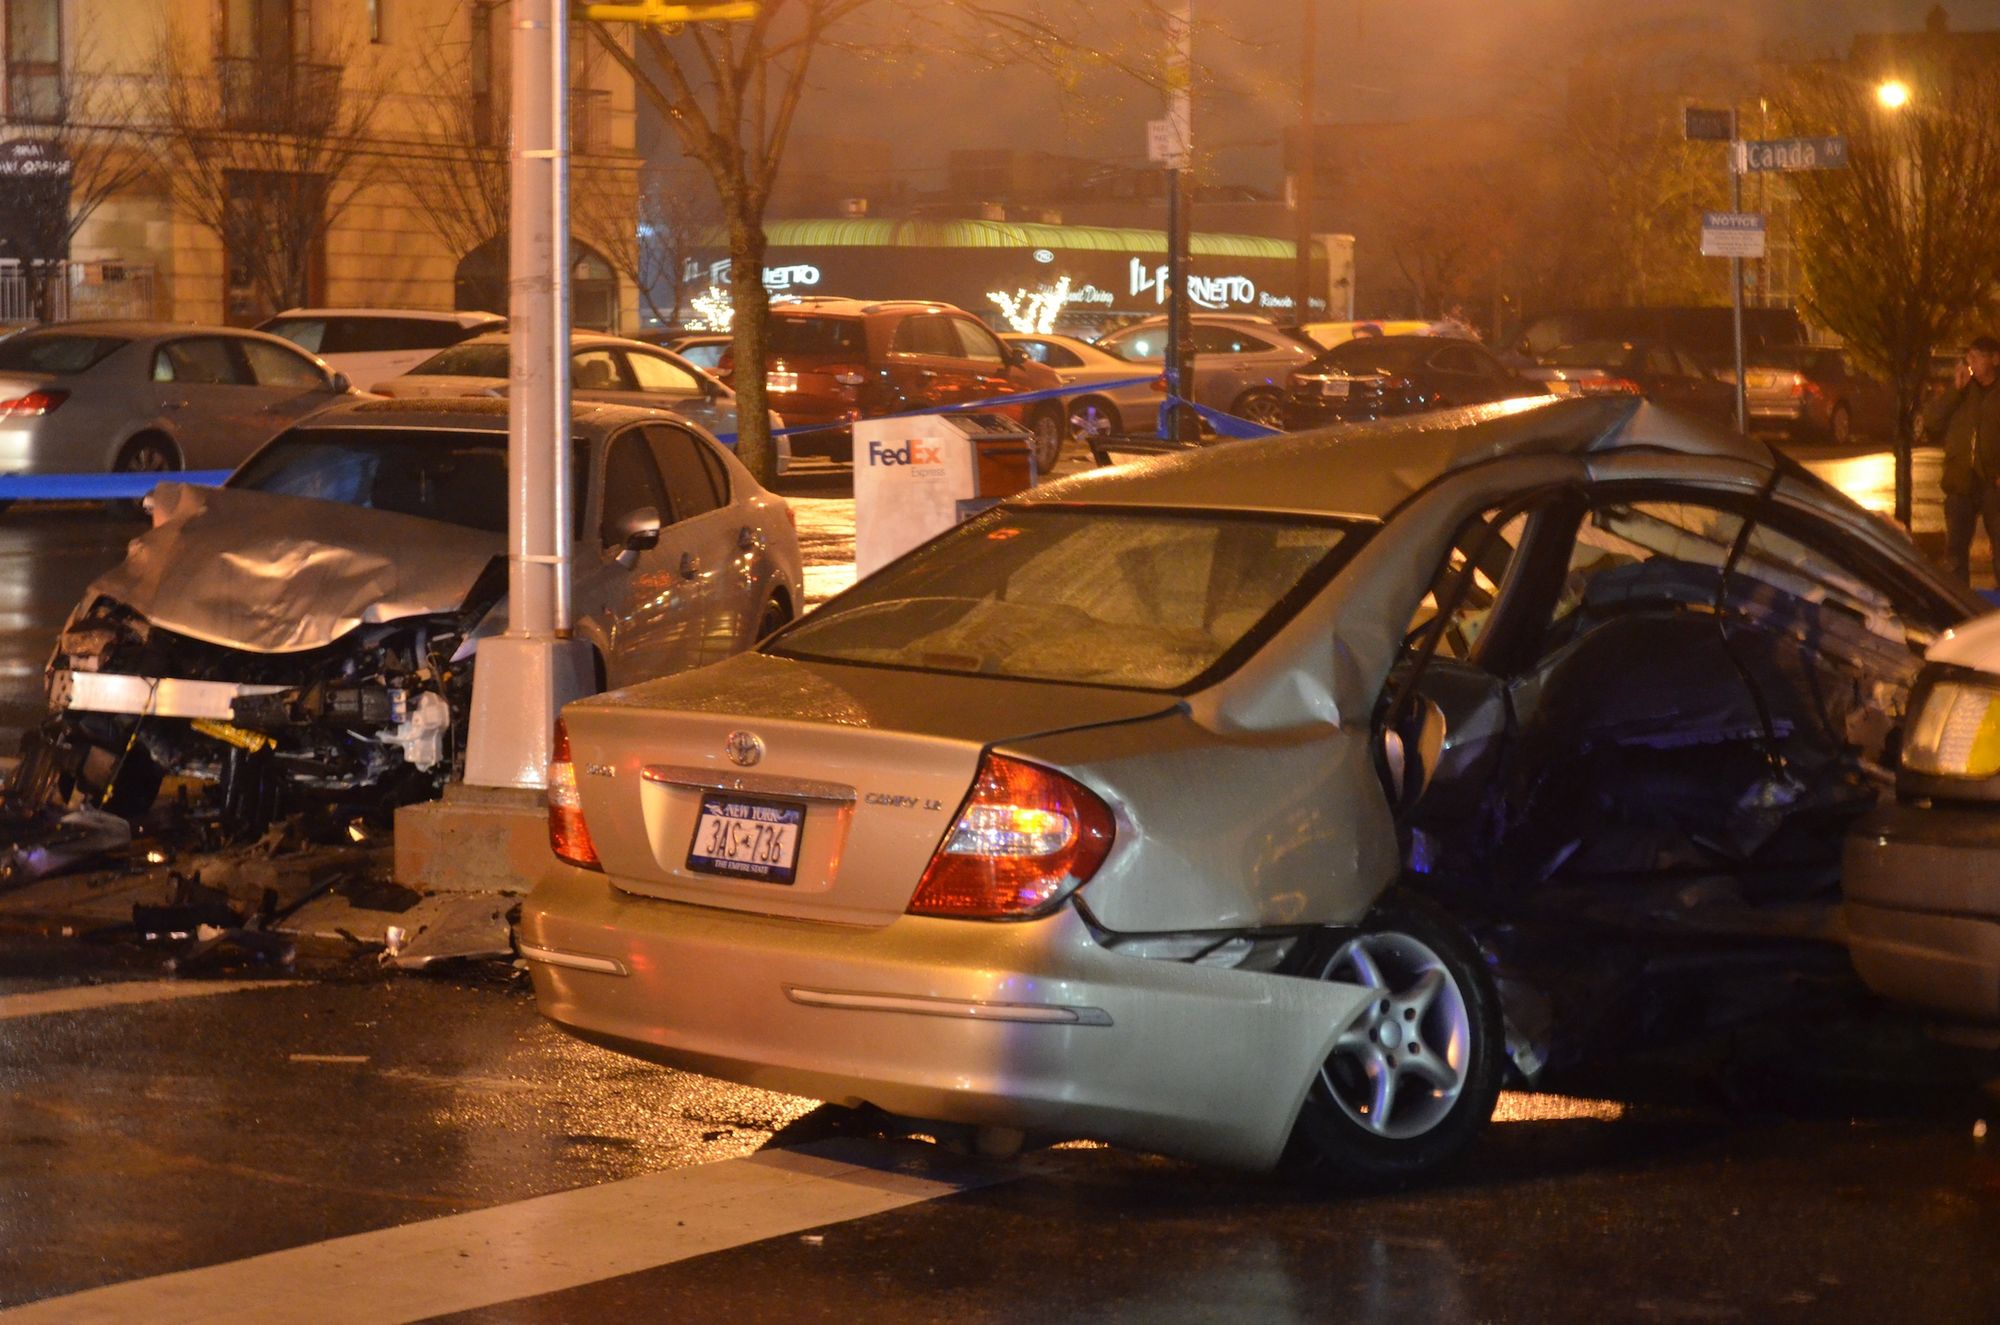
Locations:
686;793;805;884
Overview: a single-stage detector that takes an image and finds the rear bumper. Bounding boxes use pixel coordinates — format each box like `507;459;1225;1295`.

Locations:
520;865;1372;1170
1843;801;2000;1022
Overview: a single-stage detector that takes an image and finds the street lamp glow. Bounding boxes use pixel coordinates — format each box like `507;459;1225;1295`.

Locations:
1877;79;1912;110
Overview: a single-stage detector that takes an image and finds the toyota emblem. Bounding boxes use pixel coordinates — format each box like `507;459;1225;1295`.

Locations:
723;730;764;767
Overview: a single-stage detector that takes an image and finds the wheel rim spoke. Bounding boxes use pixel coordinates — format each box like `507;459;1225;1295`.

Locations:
1399;967;1446;1021
1342;941;1387;989
1366;1052;1398;1133
1317;930;1475;1142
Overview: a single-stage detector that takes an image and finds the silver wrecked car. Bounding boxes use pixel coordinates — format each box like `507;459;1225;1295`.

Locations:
29;397;801;835
521;395;1977;1181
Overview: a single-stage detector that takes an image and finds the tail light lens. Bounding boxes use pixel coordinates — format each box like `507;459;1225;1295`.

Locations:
1577;376;1643;396
547;718;603;870
1149;375;1168;393
909;753;1115;920
0;389;69;418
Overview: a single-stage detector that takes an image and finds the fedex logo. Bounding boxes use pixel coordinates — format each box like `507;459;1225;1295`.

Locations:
867;439;942;466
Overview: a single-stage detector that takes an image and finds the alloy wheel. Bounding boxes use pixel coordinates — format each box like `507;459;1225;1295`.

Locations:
1318;930;1472;1140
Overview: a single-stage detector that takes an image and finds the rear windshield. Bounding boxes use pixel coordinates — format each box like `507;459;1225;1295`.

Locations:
1313;340;1430;374
229;427;586;536
768;316;865;357
0;332;128;374
406;343;509;378
1544;340;1636;368
768;506;1364;692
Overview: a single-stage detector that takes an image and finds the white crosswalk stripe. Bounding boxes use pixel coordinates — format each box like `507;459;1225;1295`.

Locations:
0;1139;1008;1324
0;980;297;1021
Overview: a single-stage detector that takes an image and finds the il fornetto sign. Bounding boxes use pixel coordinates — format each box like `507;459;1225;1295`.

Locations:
677;239;1321;319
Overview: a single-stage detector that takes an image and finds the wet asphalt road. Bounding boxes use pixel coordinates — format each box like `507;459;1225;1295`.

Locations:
1;937;1997;1322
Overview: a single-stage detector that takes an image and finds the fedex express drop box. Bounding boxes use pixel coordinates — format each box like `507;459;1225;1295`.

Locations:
852;413;1036;577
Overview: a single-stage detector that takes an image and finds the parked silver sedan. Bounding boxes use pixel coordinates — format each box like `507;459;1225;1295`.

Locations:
30;397;802;836
523;394;1976;1182
1092;314;1318;429
371;331;788;471
0;320;352;475
1001;332;1160;443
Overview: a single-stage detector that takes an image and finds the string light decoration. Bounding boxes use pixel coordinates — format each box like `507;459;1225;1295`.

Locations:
988;276;1073;334
688;284;734;331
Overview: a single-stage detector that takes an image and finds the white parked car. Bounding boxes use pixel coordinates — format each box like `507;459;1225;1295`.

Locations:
256;309;505;393
1000;332;1160;447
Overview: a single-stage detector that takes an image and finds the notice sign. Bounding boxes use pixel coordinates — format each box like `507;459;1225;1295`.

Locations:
1700;212;1766;259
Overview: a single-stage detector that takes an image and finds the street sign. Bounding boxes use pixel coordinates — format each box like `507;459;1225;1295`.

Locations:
1700;211;1766;259
1147;116;1190;170
1734;136;1849;173
1684;107;1734;142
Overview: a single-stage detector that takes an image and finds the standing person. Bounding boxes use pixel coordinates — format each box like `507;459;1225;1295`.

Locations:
1923;335;2000;583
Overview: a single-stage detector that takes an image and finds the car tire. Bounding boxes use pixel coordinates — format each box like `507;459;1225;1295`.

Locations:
1067;396;1121;444
755;593;792;642
1231;388;1286;430
1026;406;1065;474
1283;887;1504;1189
114;434;181;474
1828;402;1854;446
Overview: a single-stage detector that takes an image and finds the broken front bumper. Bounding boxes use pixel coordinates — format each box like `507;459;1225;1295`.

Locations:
1844;801;2000;1023
520;864;1373;1170
51;668;288;721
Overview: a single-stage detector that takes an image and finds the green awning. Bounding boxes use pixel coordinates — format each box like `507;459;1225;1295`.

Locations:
756;218;1294;261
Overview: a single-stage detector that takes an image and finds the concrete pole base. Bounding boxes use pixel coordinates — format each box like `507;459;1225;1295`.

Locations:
393;782;553;895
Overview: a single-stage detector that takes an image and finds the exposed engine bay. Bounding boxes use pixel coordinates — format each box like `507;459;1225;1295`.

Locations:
24;592;491;840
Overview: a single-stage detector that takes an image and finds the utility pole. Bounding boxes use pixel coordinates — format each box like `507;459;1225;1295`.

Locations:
1293;0;1317;321
1164;0;1194;442
462;0;757;792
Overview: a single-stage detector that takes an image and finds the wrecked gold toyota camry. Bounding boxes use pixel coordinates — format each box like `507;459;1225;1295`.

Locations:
25;397;801;837
521;396;1980;1181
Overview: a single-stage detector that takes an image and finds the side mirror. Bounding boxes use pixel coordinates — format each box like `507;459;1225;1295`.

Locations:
613;505;662;567
1002;345;1026;368
330;371;353;394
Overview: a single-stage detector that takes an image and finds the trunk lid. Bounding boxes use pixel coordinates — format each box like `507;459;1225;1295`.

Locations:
562;650;1180;925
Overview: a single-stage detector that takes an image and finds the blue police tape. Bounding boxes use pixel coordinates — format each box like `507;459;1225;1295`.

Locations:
711;375;1164;445
1;376;1275;499
0;468;233;501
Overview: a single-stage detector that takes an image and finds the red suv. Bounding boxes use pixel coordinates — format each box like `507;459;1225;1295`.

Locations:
723;298;1068;468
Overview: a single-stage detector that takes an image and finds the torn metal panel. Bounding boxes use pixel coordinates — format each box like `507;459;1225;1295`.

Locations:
86;482;502;654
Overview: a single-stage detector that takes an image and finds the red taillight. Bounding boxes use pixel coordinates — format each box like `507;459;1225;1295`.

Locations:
1576;376;1643;396
1149;375;1167;393
0;389;68;418
909;754;1115;920
547;718;602;871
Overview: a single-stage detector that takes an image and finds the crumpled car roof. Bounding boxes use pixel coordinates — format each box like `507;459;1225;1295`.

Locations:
1030;396;1779;520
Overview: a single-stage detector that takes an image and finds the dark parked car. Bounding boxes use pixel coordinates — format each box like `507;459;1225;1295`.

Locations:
1531;339;1738;427
1282;334;1547;428
1730;346;1893;445
721;298;1068;469
1512;306;1807;373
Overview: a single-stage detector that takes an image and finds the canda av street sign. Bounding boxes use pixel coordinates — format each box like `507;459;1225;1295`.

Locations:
1733;136;1849;173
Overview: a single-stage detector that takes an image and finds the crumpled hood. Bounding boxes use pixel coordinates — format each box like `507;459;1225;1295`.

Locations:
87;482;503;653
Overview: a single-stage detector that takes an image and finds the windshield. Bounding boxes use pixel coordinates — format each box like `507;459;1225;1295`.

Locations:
768;317;866;357
406;343;509;378
769;506;1364;692
1544;340;1637;368
1314;340;1430;374
230;427;587;536
0;332;129;374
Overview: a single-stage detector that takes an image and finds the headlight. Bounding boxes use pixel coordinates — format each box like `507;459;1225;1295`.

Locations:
1903;678;2000;778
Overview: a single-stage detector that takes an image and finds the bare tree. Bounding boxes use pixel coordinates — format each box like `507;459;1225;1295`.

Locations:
144;21;386;323
0;45;150;321
1780;58;2000;525
588;2;1167;482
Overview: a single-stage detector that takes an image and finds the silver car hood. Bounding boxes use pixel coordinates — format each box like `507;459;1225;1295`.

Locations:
88;482;502;653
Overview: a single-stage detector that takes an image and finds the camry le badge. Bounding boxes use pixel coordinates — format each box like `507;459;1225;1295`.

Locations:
723;730;765;767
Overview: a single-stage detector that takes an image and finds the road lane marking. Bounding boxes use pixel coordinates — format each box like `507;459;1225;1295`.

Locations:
0;1138;1013;1324
287;1053;370;1064
0;980;297;1021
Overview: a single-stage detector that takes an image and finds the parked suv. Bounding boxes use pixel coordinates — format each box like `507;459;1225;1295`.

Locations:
257;308;505;391
722;298;1068;468
1094;314;1318;429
